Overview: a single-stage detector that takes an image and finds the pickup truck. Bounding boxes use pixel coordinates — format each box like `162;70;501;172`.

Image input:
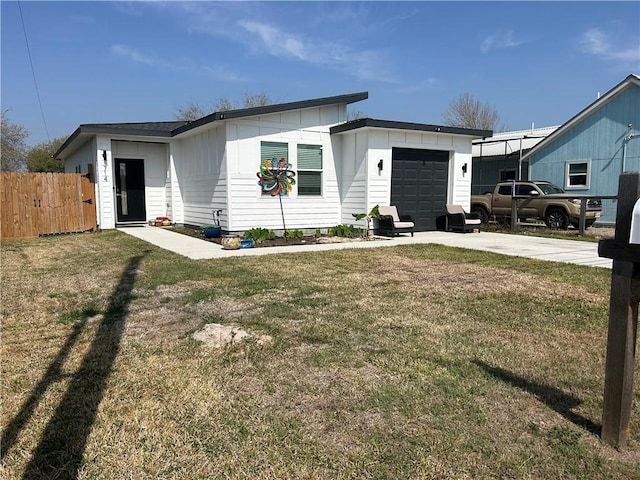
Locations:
470;181;603;229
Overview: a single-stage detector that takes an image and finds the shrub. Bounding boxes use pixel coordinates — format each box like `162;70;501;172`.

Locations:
243;227;276;244
328;224;363;238
284;229;304;239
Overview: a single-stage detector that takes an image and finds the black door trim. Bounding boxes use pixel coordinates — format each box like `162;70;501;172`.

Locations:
115;158;146;224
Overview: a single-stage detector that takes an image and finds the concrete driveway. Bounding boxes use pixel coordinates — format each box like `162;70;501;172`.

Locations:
118;226;612;269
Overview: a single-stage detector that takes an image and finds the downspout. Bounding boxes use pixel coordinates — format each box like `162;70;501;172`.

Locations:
95;160;102;230
518;137;523;180
622;130;639;173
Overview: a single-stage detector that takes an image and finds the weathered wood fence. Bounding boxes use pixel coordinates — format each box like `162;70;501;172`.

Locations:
0;172;97;239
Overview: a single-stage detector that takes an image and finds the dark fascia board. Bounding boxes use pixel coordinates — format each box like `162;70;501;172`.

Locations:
79;121;186;137
521;73;640;162
55;93;368;158
172;91;369;136
54;127;83;158
330;118;492;138
54;122;186;158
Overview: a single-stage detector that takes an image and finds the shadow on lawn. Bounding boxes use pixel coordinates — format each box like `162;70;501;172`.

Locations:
472;359;601;436
3;254;145;480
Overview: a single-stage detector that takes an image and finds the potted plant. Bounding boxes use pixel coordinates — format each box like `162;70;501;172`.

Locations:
202;225;222;238
202;209;222;238
352;205;381;238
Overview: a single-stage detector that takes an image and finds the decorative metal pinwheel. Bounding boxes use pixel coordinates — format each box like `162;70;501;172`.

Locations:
256;157;297;234
257;157;296;196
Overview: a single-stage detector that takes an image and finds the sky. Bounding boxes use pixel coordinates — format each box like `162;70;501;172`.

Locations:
2;1;639;147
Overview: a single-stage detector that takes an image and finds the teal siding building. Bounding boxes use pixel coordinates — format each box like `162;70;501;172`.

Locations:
523;74;640;224
471;126;558;195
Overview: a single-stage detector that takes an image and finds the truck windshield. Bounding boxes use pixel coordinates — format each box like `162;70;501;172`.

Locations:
536;183;565;194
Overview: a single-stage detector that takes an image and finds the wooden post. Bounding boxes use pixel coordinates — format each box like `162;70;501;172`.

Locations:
579;197;587;236
598;172;640;449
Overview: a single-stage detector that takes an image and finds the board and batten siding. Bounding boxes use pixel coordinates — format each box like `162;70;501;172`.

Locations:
225;105;345;232
387;129;473;210
111;140;170;222
358;128;473;211
529;85;640;223
337;130;368;224
172;125;228;228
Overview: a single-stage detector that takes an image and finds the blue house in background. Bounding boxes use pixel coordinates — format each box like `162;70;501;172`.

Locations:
522;74;640;224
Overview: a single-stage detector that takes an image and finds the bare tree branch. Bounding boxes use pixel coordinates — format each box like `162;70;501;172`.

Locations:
442;93;500;131
174;92;273;120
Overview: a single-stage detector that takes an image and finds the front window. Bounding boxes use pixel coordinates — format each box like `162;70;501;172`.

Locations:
297;144;322;196
260;141;289;196
565;161;590;189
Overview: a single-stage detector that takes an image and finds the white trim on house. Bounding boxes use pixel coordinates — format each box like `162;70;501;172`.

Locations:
564;159;591;190
58;93;491;232
522;74;640;162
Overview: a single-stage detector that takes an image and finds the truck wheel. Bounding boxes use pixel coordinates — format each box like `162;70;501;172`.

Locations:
471;206;489;224
545;209;569;230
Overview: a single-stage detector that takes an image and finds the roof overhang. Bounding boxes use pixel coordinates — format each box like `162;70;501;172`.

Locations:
55;92;370;158
172;91;369;137
330;118;492;139
55;122;185;159
521;74;640;162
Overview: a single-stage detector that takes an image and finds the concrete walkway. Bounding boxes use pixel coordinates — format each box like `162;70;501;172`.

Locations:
118;226;612;269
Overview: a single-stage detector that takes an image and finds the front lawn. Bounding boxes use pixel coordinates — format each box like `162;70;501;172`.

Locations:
1;231;637;479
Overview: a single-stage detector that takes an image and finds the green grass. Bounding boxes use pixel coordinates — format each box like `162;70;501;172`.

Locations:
1;230;637;479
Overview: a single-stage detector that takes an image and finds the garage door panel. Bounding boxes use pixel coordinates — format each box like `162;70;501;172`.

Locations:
391;148;449;231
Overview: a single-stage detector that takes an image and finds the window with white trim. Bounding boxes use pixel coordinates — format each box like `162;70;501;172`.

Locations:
297;144;323;196
260;141;289;196
565;160;590;189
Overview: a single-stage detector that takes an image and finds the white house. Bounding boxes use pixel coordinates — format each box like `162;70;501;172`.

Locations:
55;92;492;233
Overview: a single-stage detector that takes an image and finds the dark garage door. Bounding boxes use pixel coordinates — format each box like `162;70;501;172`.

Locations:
391;147;449;231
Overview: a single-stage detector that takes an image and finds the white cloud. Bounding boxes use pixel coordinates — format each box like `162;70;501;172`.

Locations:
151;3;395;83
580;28;608;55
110;45;197;73
480;30;522;54
238;20;395;82
239;20;310;61
579;28;640;67
111;44;172;68
111;44;244;83
204;66;245;82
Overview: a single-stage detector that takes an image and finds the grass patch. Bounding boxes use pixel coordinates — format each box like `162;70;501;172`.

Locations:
1;231;637;479
481;222;615;243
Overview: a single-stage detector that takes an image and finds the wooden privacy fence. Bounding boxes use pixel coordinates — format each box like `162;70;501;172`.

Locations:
1;172;97;239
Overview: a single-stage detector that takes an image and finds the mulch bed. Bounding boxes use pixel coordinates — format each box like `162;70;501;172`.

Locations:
169;226;373;248
208;236;325;248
